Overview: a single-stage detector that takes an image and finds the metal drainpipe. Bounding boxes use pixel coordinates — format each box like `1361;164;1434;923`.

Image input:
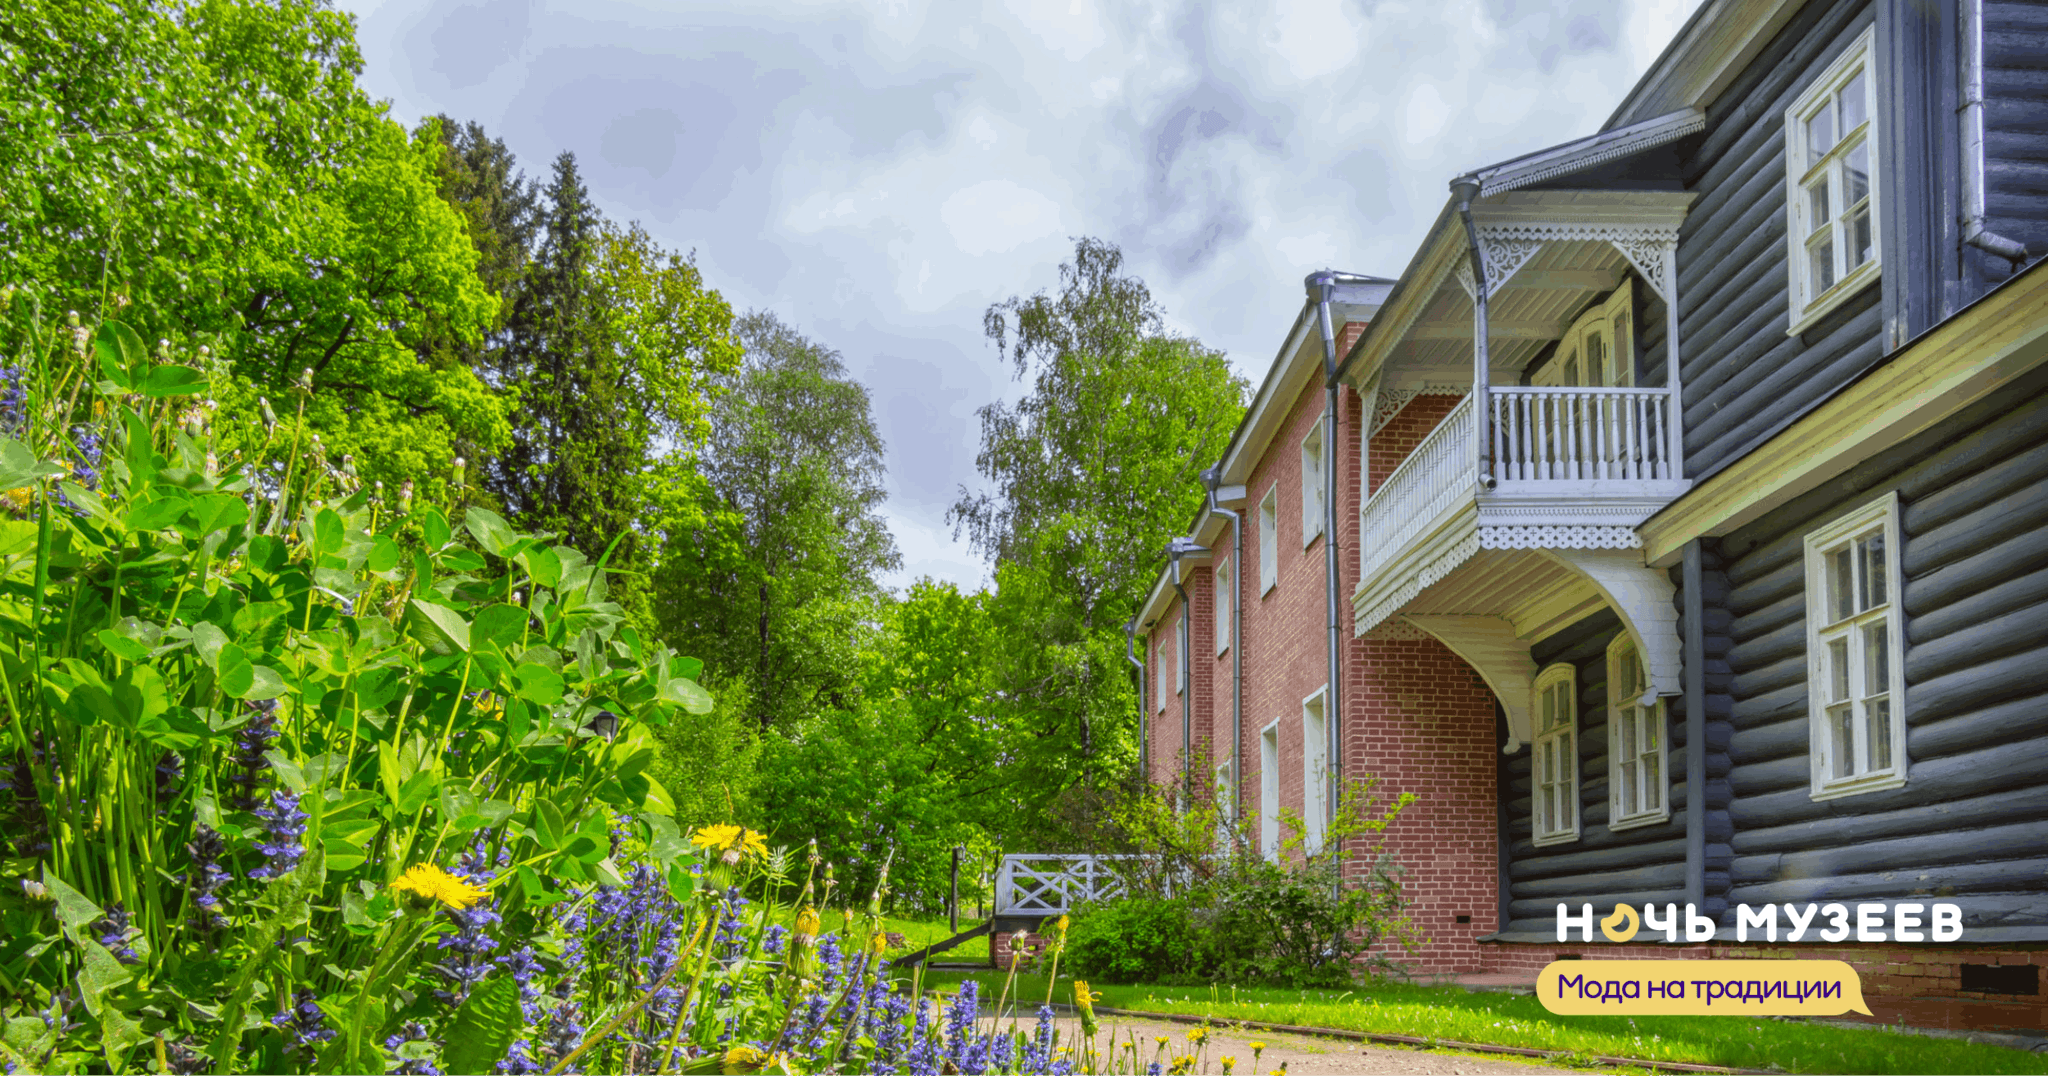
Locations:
1449;179;1497;491
1125;619;1146;779
1306;271;1365;840
1202;467;1244;834
1962;0;2031;268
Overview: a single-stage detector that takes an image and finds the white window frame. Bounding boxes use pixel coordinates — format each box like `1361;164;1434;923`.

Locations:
1259;721;1280;860
1214;758;1235;848
1156;633;1169;713
1215;557;1232;655
1532;663;1581;847
1784;27;1880;336
1607;634;1670;830
1804;491;1907;800
1300;417;1326;548
1533;280;1635;388
1257;485;1278;594
1301;688;1329;855
1175;617;1187;697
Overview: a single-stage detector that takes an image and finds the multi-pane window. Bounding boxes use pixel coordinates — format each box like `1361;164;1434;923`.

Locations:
1259;723;1280;859
1215;558;1232;654
1805;493;1907;797
1302;690;1328;856
1533;664;1580;846
1786;28;1879;332
1300;420;1326;546
1258;486;1278;593
1607;636;1668;829
1156;635;1169;713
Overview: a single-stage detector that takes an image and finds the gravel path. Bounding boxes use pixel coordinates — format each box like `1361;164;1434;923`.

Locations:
1025;1014;1578;1075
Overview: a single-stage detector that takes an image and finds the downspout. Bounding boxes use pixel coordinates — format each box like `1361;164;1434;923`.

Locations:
1202;467;1244;833
1306;271;1364;839
1682;542;1708;914
1125;619;1146;780
1961;0;2031;269
1449;178;1497;491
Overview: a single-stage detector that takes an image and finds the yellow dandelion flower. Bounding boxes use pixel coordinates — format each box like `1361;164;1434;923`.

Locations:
1187;1028;1208;1044
1154;1035;1170;1046
722;1044;779;1073
390;863;488;909
794;906;821;937
1053;914;1070;934
1221;1057;1237;1075
1249;1041;1267;1053
692;823;770;862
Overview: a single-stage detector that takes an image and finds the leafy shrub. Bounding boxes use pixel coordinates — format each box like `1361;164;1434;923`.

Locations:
1064;896;1202;984
1067;763;1422;988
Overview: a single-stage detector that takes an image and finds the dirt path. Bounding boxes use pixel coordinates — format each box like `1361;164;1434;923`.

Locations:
1036;1014;1577;1075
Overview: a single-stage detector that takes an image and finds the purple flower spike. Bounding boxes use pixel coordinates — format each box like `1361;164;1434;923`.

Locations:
248;789;307;880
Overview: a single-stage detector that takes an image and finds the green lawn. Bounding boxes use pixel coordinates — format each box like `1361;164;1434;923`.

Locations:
918;971;2045;1075
821;911;990;963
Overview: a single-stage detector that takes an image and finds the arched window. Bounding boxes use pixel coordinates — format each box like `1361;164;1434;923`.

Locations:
1608;635;1669;829
1533;663;1581;846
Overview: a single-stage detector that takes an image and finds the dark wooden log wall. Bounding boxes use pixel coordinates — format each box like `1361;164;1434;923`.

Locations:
1672;0;1881;479
1975;1;2048;280
1709;362;2048;936
1498;609;1698;935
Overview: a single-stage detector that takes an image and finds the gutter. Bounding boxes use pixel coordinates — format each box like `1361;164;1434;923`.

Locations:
1202;467;1245;830
1961;0;2031;268
1447;179;1497;491
1307;270;1374;836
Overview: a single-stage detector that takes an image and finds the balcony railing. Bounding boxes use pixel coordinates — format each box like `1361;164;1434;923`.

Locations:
1487;386;1675;483
1360;394;1477;582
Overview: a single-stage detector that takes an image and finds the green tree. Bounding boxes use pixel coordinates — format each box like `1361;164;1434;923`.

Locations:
950;237;1247;824
653;311;898;732
481;152;741;578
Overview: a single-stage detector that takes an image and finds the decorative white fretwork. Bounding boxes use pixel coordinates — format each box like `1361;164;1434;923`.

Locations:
1467;222;1679;301
1360;619;1429;642
995;855;1139;915
1541;548;1682;700
1479;525;1642;550
1368;383;1467;438
1356;530;1480;634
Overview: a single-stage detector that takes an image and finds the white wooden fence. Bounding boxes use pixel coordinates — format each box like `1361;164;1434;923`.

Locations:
993;854;1137;915
1359;394;1477;582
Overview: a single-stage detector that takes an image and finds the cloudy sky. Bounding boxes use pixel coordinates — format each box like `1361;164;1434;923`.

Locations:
340;0;1702;592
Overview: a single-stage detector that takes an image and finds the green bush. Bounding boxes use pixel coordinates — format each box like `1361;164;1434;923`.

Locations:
1065;896;1202;984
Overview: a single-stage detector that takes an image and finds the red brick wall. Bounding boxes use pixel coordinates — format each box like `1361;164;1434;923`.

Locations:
1344;636;1500;974
1369;393;1464;495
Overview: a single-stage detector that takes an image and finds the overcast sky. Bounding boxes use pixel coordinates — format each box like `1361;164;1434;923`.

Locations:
340;0;1702;592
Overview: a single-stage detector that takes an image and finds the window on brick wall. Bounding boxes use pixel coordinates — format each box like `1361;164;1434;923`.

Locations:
1302;688;1329;855
1301;418;1326;547
1215;759;1235;849
1804;492;1906;799
1258;486;1278;594
1607;635;1669;830
1176;617;1187;697
1533;663;1580;846
1215;557;1232;655
1156;635;1168;713
1260;722;1280;860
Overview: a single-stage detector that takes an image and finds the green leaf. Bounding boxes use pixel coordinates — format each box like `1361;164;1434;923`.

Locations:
97;629;151;663
125;493;191;533
438;784;478;827
471;603;528;650
216;645;255;698
93;322;146;388
463;507;517;556
534;800;566;851
366;536;402;573
0;438;68;491
516;544;562;588
442;976;521;1075
192;622;229;668
420;507;452;550
186;493;249;537
141;363;208;397
659;676;714;715
76;940;135;1018
41;868;102;936
513;663;563;706
405;599;470;655
242;664;289;701
314;508;344;554
394;770;441;816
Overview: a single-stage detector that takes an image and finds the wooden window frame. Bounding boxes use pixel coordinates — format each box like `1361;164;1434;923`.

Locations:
1300;417;1326;548
1532;662;1581;847
1804;491;1907;800
1258;485;1279;594
1607;634;1670;830
1215;557;1232;655
1784;27;1880;336
1302;687;1329;856
1156;634;1169;713
1259;721;1281;860
1532;280;1635;388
